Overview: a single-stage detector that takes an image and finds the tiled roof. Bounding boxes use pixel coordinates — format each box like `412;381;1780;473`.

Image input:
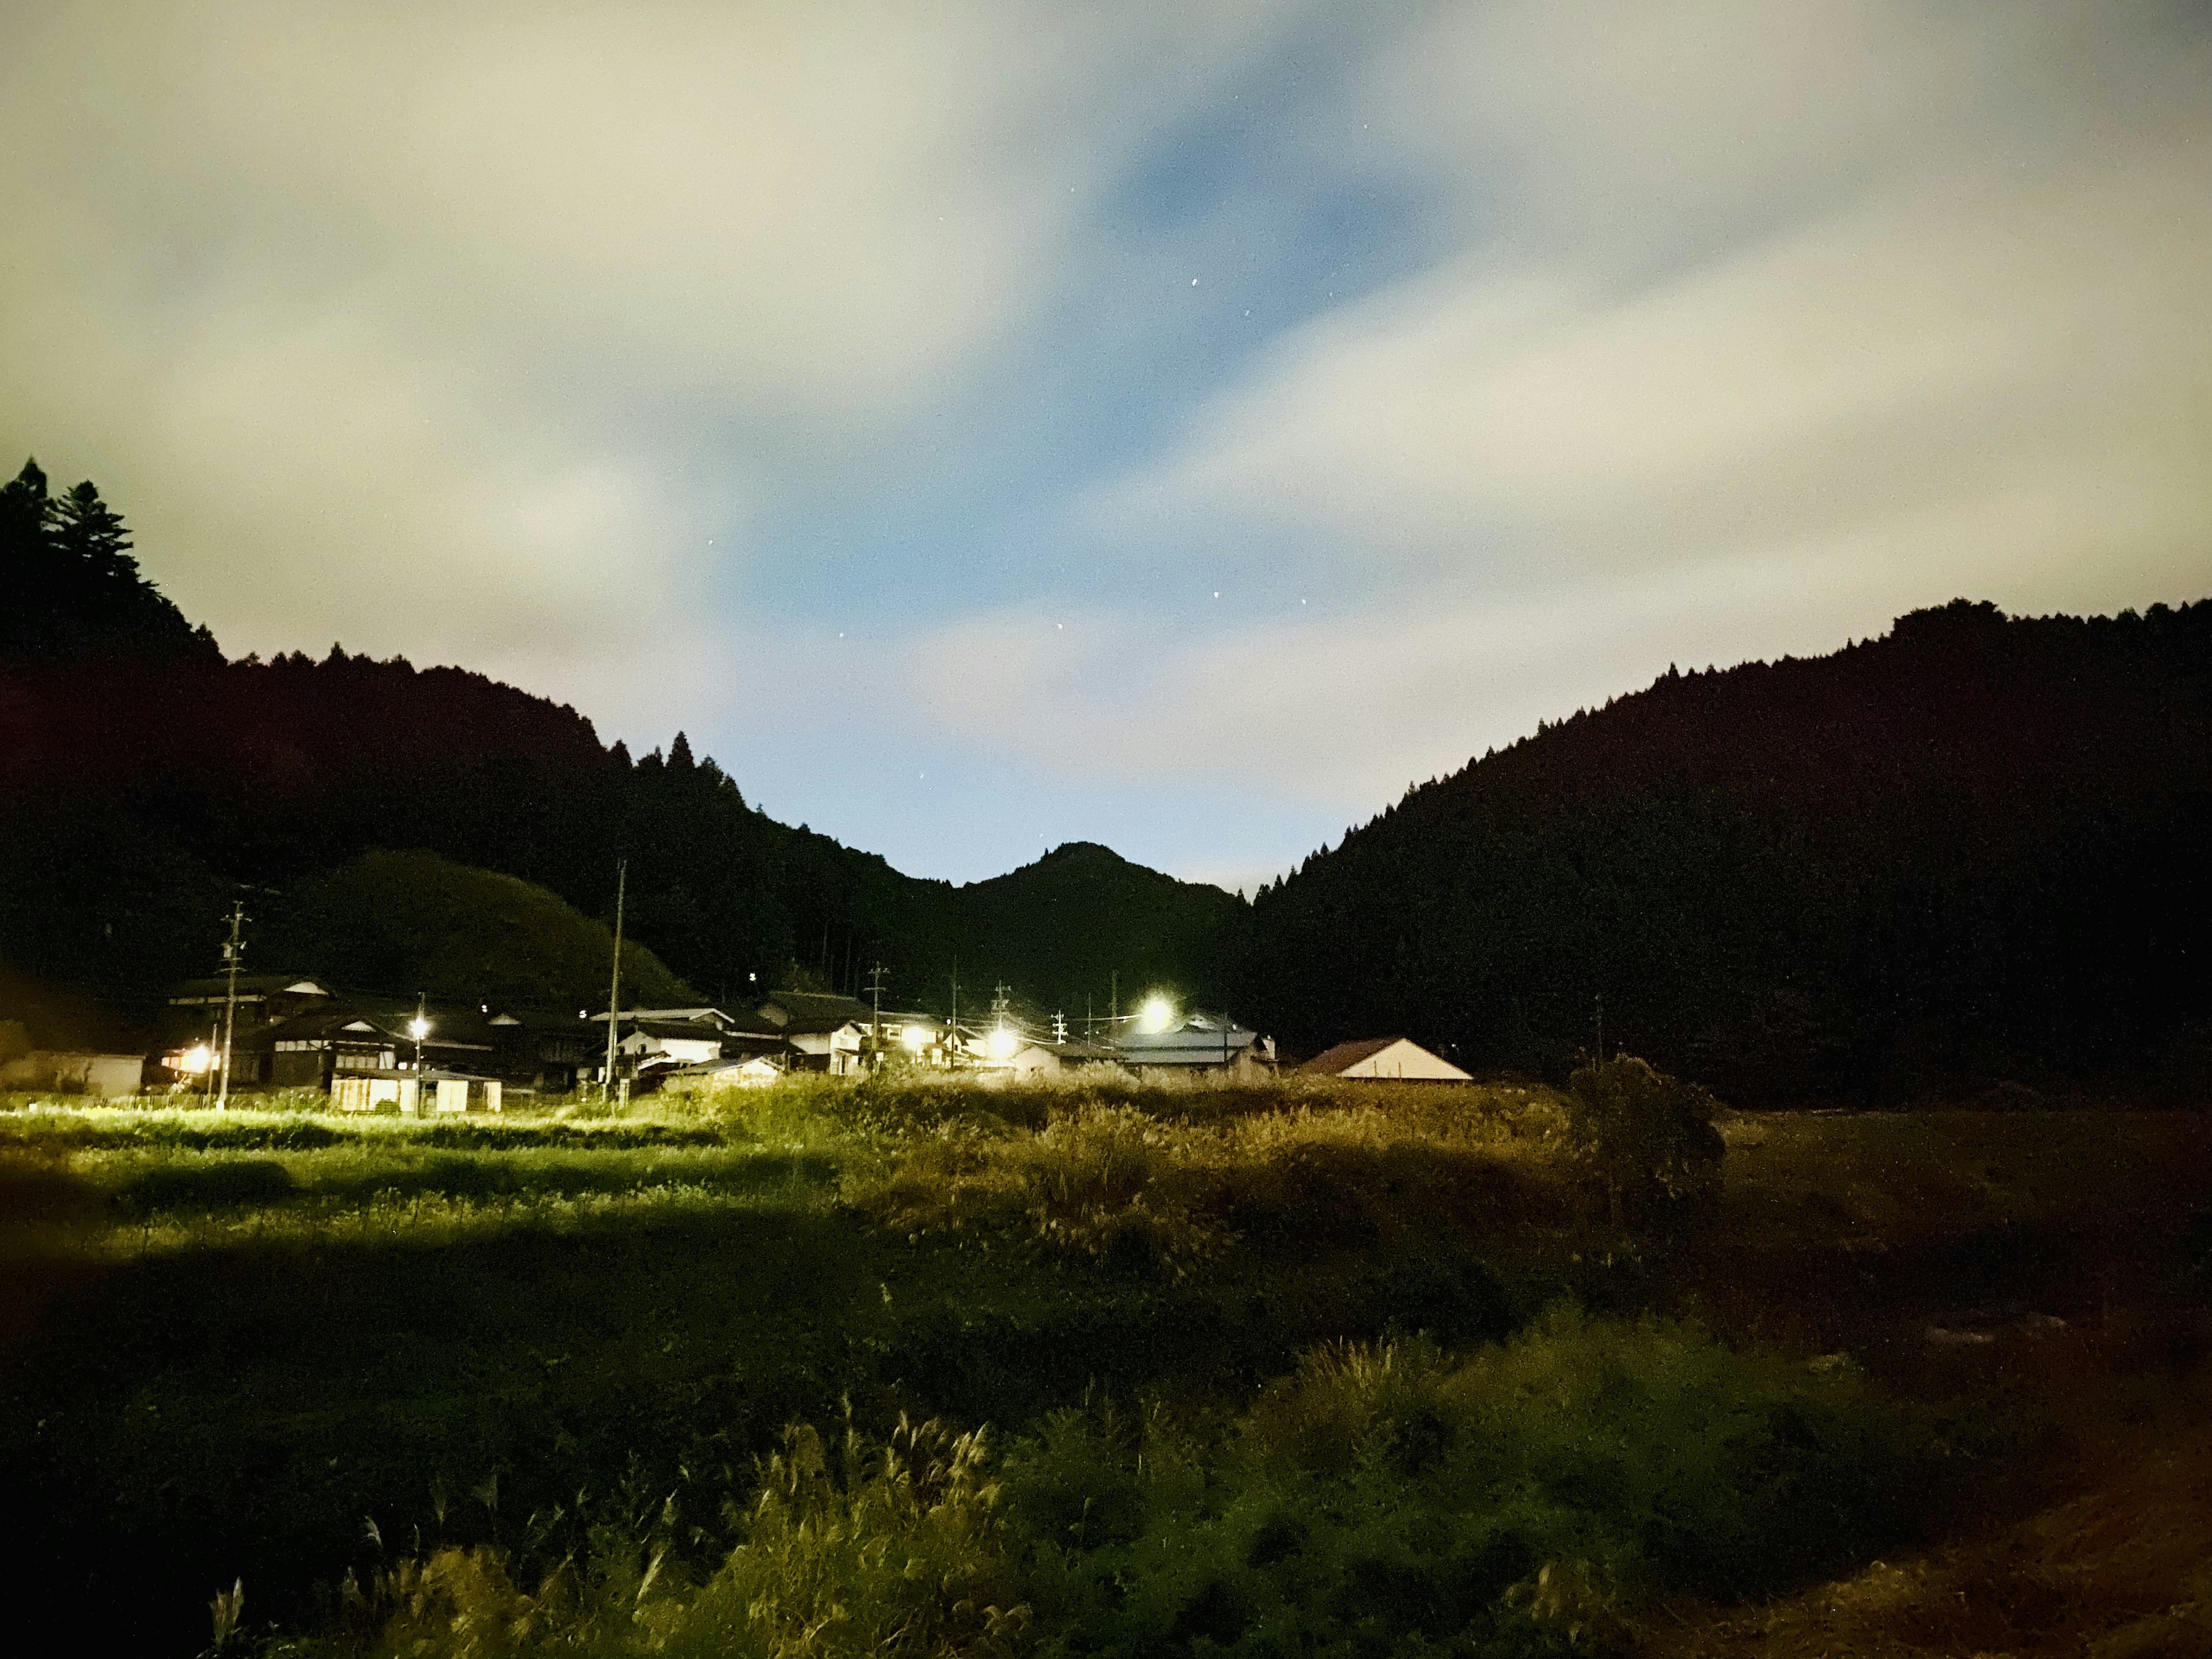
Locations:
1116;1018;1259;1064
758;992;873;1025
171;975;333;1001
779;1012;869;1036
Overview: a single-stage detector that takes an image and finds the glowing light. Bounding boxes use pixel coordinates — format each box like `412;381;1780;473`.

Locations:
984;1026;1018;1062
180;1044;212;1074
899;1024;928;1053
1137;995;1176;1034
408;1017;431;1041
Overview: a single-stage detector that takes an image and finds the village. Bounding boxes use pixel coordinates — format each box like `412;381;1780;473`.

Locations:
2;967;1476;1109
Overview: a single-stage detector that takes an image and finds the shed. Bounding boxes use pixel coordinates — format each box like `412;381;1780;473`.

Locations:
0;1049;146;1096
660;1054;786;1092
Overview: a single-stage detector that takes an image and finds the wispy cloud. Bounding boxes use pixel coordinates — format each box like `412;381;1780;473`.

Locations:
1065;0;2211;817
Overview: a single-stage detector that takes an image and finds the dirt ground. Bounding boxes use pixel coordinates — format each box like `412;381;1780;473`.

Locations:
1653;1409;2212;1657
1650;1111;2212;1658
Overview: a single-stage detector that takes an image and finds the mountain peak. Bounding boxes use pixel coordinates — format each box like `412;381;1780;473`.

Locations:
1037;840;1127;867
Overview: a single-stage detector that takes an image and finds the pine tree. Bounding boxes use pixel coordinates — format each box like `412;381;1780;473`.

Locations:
0;457;215;660
0;460;57;653
47;479;142;589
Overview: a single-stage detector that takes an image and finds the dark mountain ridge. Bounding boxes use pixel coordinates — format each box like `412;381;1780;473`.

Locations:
1245;597;2212;1100
9;454;2205;1098
0;459;1241;1029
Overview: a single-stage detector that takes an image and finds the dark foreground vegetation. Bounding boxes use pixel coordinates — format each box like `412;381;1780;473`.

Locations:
5;1070;2207;1657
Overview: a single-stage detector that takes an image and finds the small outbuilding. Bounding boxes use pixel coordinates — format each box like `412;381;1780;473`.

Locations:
1299;1036;1471;1082
658;1054;786;1092
0;1047;146;1096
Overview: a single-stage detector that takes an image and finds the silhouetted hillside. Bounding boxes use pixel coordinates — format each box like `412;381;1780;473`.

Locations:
260;851;693;1012
1244;599;2212;1100
942;842;1247;1025
0;460;1238;1027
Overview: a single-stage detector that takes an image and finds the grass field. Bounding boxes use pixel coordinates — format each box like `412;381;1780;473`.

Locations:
2;1077;2205;1657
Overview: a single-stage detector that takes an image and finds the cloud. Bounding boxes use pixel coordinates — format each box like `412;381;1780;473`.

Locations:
2;1;2203;887
0;0;1302;711
1070;0;2212;809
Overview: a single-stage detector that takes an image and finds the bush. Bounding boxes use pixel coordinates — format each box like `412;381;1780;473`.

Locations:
1002;1307;1930;1656
1562;1055;1725;1226
307;1311;1935;1659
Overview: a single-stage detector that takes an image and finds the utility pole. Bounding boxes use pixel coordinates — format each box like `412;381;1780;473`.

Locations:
866;961;886;1070
215;900;247;1110
1052;1011;1067;1045
1110;971;1118;1036
1595;992;1605;1063
603;858;627;1100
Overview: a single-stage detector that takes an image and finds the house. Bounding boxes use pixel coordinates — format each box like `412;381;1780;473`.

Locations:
161;978;597;1098
778;1009;870;1074
756;991;873;1030
1112;1014;1277;1080
756;991;949;1073
169;975;336;1027
256;1003;499;1089
484;1009;599;1092
613;1017;730;1069
588;1006;793;1076
164;976;338;1085
1299;1036;1471;1082
965;1035;1122;1080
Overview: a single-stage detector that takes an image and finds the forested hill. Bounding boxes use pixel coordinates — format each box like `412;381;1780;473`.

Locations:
1244;599;2212;1101
0;459;1240;1025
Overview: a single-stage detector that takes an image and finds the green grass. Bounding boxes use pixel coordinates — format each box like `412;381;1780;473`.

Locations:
2;1080;2199;1657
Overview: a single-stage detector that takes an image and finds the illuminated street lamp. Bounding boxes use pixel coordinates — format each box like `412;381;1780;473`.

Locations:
984;1025;1018;1062
1138;995;1176;1034
409;995;431;1074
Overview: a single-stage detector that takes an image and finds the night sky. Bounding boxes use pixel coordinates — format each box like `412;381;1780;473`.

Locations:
4;2;2206;892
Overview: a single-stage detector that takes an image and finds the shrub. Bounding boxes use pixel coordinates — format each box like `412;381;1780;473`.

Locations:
997;1306;1934;1656
1562;1055;1725;1226
271;1309;1937;1659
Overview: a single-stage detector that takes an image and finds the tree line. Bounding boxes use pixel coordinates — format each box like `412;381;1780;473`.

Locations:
0;459;1240;1026
1238;597;2212;1100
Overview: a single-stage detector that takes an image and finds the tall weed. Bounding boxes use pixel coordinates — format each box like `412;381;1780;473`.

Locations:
302;1310;1935;1659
